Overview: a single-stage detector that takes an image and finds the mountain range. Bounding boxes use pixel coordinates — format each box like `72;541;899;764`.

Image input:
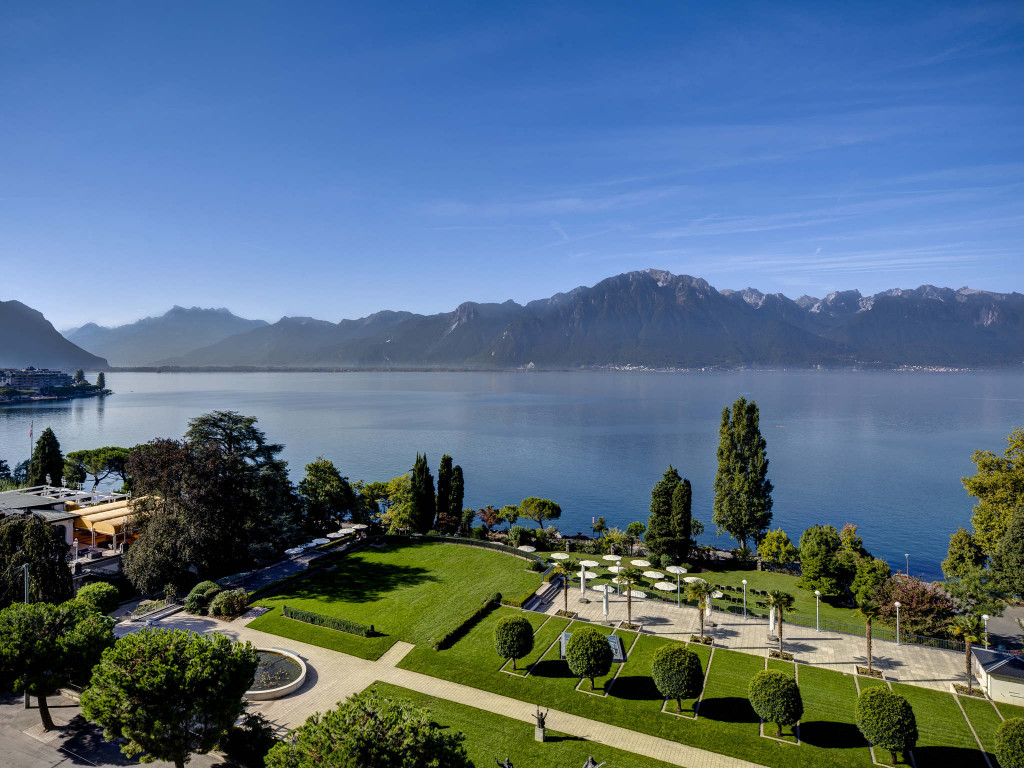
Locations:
4;270;1023;371
0;300;108;370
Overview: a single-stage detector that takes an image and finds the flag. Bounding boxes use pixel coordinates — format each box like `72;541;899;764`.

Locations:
29;420;33;441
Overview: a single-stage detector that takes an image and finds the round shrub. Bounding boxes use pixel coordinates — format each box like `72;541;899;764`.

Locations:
184;580;220;615
652;644;703;712
660;554;675;570
493;615;535;670
76;582;120;614
997;718;1024;768
748;669;803;737
565;627;613;691
209;588;249;617
855;687;917;765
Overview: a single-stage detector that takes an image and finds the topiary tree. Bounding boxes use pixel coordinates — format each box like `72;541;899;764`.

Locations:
82;628;258;768
493;615;534;670
651;644;703;712
76;582;120;614
565;626;613;691
997;718;1024;768
855;687;918;765
184;580;221;614
748;669;803;737
265;688;472;768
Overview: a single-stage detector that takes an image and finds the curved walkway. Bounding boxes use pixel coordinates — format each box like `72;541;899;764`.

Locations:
121;614;761;768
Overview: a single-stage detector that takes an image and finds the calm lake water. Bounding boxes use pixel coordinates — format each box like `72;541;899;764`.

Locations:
2;370;1022;580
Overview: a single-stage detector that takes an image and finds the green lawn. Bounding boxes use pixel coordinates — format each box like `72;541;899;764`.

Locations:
890;683;985;768
958;694;1003;756
370;681;683;768
996;700;1024;720
398;606;875;768
248;540;542;655
798;665;873;764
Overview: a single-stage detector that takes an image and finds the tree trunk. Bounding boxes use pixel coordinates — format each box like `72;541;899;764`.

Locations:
175;759;185;768
511;657;516;671
676;697;682;713
37;694;55;732
627;591;632;625
867;618;873;673
698;603;705;638
889;749;897;765
590;677;595;691
778;611;784;656
966;640;973;694
563;580;568;614
776;722;783;738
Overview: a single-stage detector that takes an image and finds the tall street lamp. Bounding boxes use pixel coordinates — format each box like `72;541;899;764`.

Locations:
742;579;748;618
894;601;901;645
983;614;990;649
814;590;821;632
904;553;909;574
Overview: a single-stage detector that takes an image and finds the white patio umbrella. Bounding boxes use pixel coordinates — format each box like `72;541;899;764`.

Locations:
592;584;616;594
301;542;317;549
642;570;664;580
707;590;723;620
579;560;600;568
628;589;646;599
517;545;537;552
551;552;570;560
666;565;687;606
311;537;330;545
683;576;707;584
350;523;368;530
326;531;345;539
578;561;599;595
581;570;599;579
606;565;623;573
654;581;676;592
631;559;651;567
285;547;303;556
602;554;622;562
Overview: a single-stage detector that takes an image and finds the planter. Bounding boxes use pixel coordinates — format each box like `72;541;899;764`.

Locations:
535;725;545;742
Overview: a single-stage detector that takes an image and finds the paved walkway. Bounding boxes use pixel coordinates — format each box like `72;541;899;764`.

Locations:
125;614;761;768
537;586;965;691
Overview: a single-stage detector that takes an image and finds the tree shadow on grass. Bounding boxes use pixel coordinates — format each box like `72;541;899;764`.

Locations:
608;673;661;702
530;659;575;679
285;559;436;605
912;746;989;768
697;696;759;724
799;721;866;749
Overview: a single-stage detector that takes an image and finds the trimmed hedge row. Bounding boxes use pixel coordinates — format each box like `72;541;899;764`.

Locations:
431;592;502;650
500;585;539;609
282;604;375;637
396;535;543;562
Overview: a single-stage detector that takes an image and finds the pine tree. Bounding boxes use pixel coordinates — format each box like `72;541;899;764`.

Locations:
410;453;436;533
96;372;106;389
435;455;453;533
713;397;773;549
28;427;64;486
646;466;681;560
670;478;693;561
449;465;464;531
73;369;85;384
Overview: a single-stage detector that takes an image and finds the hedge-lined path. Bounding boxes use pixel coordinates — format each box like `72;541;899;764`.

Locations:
120;614;762;768
532;586;964;692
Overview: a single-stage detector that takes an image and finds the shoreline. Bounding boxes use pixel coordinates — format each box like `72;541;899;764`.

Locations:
105;364;1004;374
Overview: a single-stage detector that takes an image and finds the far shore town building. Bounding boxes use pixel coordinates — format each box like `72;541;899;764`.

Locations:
0;367;74;392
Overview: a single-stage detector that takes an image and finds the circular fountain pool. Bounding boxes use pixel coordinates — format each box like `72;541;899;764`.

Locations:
245;648;307;700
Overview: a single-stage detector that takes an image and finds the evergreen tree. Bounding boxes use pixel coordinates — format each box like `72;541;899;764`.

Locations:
670;478;693;561
962;427;1024;555
28;427;64;486
646;467;695;561
298;457;357;535
713;397;773;549
993;506;1024;599
0;516;73;610
410;453;436;533
435;454;454;533
942;526;987;580
449;465;464;530
0;458;10;481
73;369;85;384
96;372;105;389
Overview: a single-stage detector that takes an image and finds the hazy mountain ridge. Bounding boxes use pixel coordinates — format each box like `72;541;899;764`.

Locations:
64;306;268;366
0;300;109;370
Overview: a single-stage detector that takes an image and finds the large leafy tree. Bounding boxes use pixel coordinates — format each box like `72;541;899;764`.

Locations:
265;688;473;768
28;427;64;486
0;600;114;731
748;669;803;738
652;644;703;713
873;575;957;637
943;526;987;581
797;525;845;597
855;688;917;765
410;453;436;533
65;447;131;491
992;505;1024;598
712;397;773;549
963;427;1024;555
298;457;357;535
565;626;613;691
851;556;891;604
518;496;561;528
0;516;72;609
81;628;258;768
493;614;534;670
759;528;798;565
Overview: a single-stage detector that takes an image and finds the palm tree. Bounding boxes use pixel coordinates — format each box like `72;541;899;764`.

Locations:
857;599;882;675
685;580;715;640
553;559;579;615
619;566;643;626
951;613;985;695
766;590;795;656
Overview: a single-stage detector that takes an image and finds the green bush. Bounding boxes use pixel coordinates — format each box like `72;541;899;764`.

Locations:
282;604;375;636
660;554;674;570
748;669;803;737
651;644;703;712
997;718;1024;768
184;580;220;615
507;525;528;546
219;711;279;768
471;526;488;540
529;559;545;572
76;582;120;614
565;626;613;690
209;588;249;617
493;615;535;670
855;687;917;764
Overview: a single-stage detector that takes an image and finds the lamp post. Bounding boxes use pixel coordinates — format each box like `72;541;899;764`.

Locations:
742;579;748;618
894;601;901;645
904;553;909;575
983;614;990;649
814;590;821;632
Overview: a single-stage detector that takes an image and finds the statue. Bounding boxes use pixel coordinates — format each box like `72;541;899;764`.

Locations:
582;758;607;768
495;760;514;768
534;705;548;742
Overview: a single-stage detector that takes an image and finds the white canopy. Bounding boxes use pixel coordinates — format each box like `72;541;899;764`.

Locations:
711;590;724;599
665;565;688;575
580;570;599;579
579;559;600;568
602;554;622;561
592;584;616;594
654;581;676;591
643;570;664;579
350;523;368;530
683;576;707;584
326;531;345;539
631;559;651;567
550;552;570;560
517;545;537;552
606;565;623;574
284;547;303;555
312;538;330;545
628;589;646;598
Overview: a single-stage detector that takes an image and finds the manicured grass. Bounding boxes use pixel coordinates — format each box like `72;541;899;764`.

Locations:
798;665;873;764
498;609;549;672
508;616;572;675
249;539;541;650
370;681;682;768
958;695;1003;756
890;683;986;768
398;607;874;768
997;700;1024;720
767;657;796;676
855;674;888;691
247;606;396;660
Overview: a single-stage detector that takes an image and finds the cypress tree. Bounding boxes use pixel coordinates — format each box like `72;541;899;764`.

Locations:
410;453;436;533
646;466;681;560
28;427;64;486
435;455;456;534
670;478;692;561
96;372;106;389
448;465;465;532
713;397;773;550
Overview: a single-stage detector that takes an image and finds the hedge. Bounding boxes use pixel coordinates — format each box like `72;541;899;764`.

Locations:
431;593;502;650
282;604;375;637
392;534;543;562
997;718;1024;768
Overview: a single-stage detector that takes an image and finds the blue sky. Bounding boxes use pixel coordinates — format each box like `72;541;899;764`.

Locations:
2;2;1022;328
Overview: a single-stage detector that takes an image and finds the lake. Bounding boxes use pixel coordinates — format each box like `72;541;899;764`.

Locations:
2;370;1021;580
